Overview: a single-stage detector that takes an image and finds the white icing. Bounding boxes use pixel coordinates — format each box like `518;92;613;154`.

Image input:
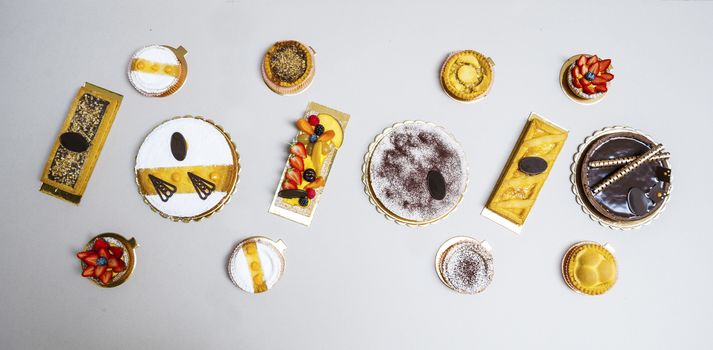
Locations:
369;123;468;222
135;118;236;218
229;240;284;293
128;45;180;95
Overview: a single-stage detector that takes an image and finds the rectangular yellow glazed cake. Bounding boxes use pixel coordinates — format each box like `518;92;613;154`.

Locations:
482;113;568;233
40;83;122;204
268;102;349;226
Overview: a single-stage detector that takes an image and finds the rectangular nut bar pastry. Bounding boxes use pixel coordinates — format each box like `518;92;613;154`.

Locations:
482;113;568;233
268;102;349;226
40;83;122;204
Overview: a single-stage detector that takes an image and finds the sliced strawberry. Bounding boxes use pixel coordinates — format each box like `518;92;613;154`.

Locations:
580;63;588;75
583;84;597;94
109;246;124;258
98;248;109;259
77;251;92;259
285;168;302;185
82;253;99;266
107;257;125;272
592;76;608;84
598;59;611;72
290;142;307;159
94;265;107;278
589;62;600;75
82;265;95;277
599;72;614;81
576;55;587;67
282;179;297;190
595;84;608;92
93;238;109;250
587;55;599;65
99;271;113;285
288;155;304;172
574;77;583;89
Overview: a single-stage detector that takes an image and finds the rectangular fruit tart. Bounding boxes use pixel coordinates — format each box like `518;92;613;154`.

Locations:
482;113;568;233
269;102;349;226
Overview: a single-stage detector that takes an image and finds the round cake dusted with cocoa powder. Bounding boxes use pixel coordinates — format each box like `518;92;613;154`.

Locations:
368;122;468;223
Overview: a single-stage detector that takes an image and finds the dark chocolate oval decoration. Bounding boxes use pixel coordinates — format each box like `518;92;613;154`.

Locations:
518;156;548;176
627;187;651;216
59;132;89;152
427;170;446;200
278;189;308;199
170;132;187;161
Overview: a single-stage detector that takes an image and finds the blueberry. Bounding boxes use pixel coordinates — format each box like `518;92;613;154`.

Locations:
314;124;325;136
309;134;318;143
303;169;316;182
96;257;107;266
298;197;309;207
585;71;596;81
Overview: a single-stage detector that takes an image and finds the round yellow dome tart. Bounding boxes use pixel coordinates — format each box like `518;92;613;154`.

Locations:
440;50;494;102
262;40;315;95
134;116;240;222
561;242;617;295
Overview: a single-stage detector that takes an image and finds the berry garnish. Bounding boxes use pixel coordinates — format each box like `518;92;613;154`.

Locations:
309;134;318;143
584;71;596;81
307;114;320;126
314;124;325;136
306;188;316;199
303;169;316;182
289;155;305;172
571;55;614;95
282;179;297;190
290;142;307;158
285;168;302;185
298;197;309;207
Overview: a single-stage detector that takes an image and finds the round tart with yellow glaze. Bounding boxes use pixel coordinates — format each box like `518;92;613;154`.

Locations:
262;40;315;95
440;50;494;102
134;116;240;222
228;237;287;294
561;242;617;295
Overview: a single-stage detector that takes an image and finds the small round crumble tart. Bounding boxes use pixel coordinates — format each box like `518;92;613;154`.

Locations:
561;242;617;296
76;233;138;288
435;237;494;294
571;126;672;230
228;237;287;294
363;121;469;226
560;54;613;105
135;116;240;222
440;50;494;102
128;45;188;97
262;40;315;95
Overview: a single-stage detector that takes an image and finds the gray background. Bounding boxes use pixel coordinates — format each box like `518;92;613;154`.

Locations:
1;0;711;349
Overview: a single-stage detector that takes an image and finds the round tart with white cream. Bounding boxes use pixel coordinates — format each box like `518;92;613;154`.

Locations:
228;237;287;294
135;116;239;222
128;45;188;97
364;121;468;226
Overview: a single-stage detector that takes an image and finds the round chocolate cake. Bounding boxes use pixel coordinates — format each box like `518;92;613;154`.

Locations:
576;129;671;225
368;122;468;223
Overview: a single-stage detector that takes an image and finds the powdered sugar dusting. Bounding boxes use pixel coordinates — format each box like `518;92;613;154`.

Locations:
369;122;467;222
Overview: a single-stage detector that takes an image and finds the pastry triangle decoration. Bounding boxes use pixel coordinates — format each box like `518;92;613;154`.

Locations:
149;174;177;202
188;172;215;200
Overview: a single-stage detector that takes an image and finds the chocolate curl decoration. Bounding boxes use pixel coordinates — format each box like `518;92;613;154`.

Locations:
588;152;670;168
591;144;665;194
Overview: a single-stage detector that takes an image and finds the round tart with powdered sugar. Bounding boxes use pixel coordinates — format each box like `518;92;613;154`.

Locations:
368;122;468;224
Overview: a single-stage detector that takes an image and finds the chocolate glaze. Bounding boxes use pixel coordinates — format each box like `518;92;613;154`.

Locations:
579;132;671;221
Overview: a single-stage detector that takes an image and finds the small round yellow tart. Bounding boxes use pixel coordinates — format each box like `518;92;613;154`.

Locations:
562;242;617;295
440;50;493;102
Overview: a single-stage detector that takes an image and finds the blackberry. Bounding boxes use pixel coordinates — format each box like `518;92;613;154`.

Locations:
314;124;325;136
303;169;316;182
298;197;309;207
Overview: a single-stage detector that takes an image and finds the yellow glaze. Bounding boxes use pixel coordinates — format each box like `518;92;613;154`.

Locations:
242;241;267;293
441;50;492;101
131;58;181;78
136;165;237;195
564;243;617;295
